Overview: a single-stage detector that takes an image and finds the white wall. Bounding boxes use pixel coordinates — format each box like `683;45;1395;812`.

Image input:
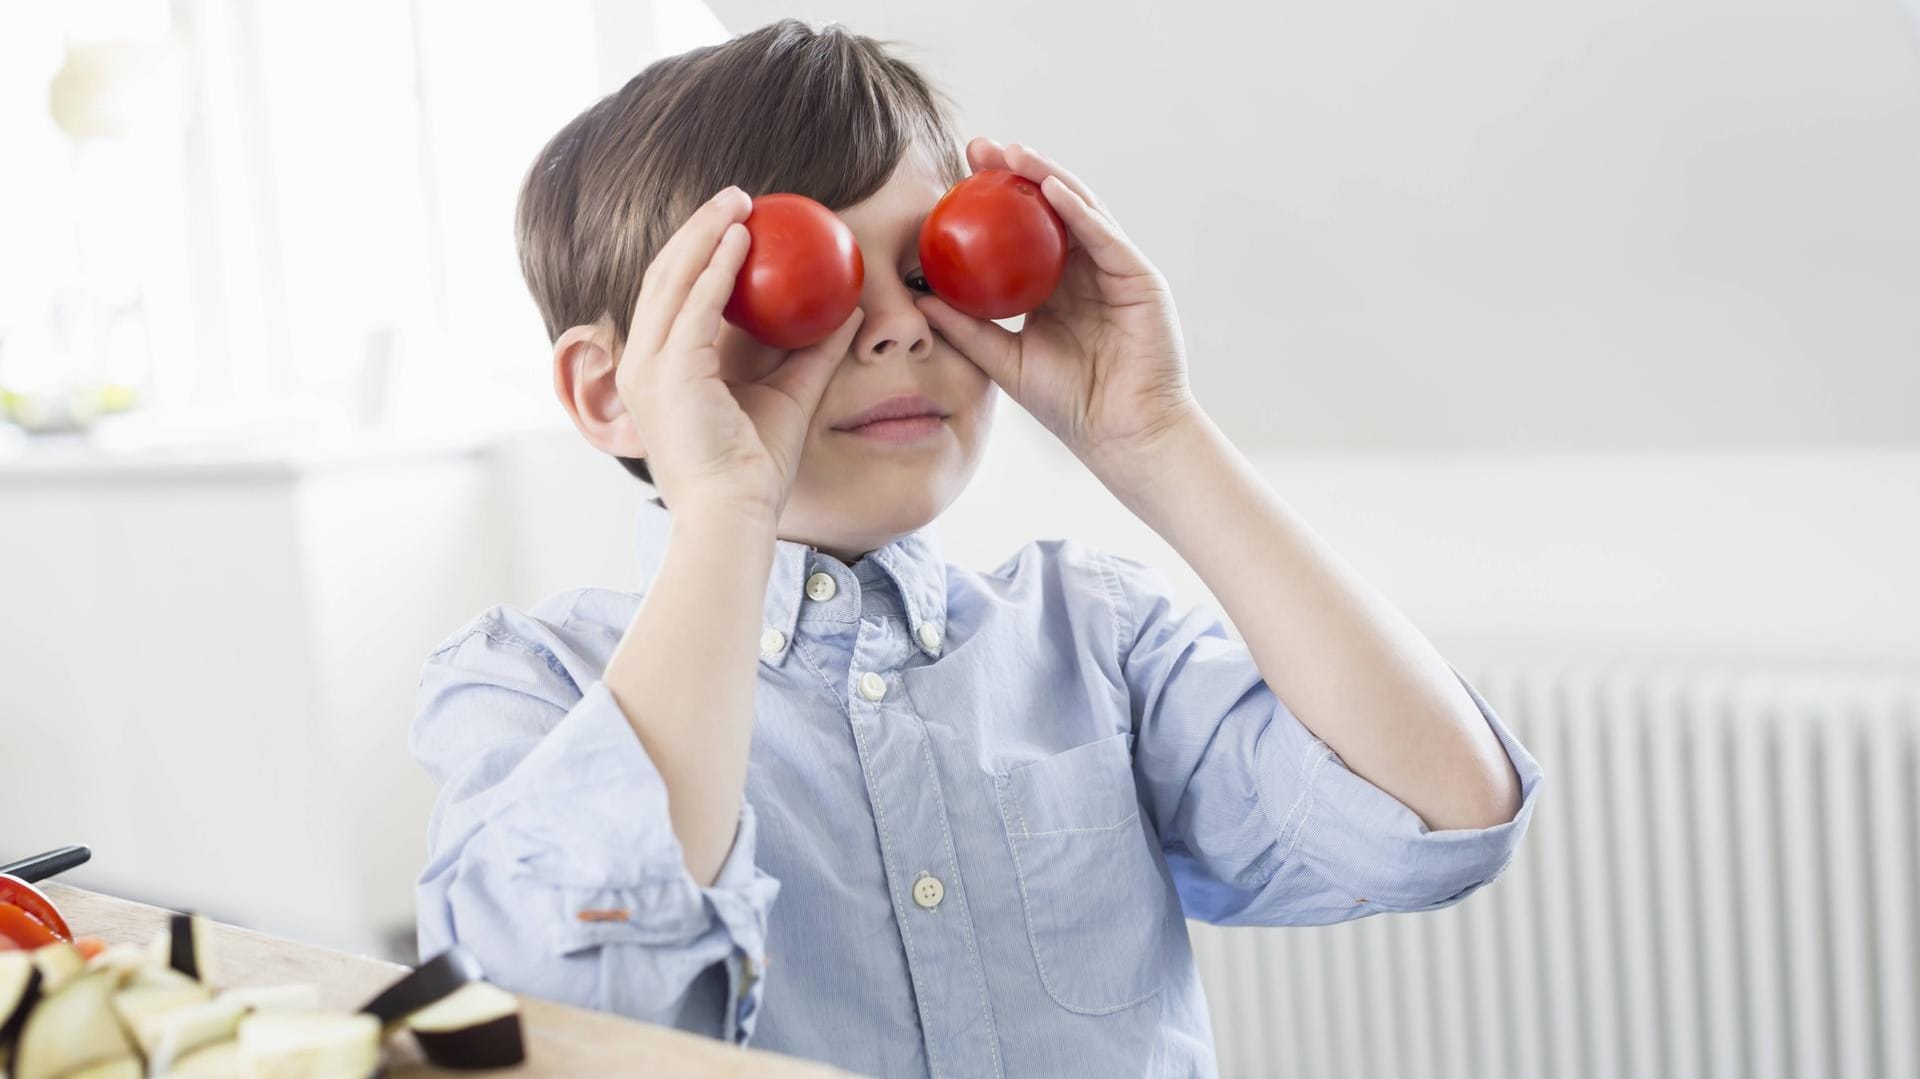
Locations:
708;0;1920;451
0;449;510;958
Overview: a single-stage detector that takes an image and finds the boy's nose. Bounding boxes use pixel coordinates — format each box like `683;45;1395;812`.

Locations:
855;301;933;362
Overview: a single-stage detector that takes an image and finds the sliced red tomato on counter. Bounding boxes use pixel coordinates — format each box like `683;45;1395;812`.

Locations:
0;874;72;940
0;902;61;949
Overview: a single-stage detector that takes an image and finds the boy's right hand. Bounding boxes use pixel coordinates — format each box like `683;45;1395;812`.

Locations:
617;186;865;522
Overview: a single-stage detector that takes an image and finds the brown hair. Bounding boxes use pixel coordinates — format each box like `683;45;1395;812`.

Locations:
515;19;968;486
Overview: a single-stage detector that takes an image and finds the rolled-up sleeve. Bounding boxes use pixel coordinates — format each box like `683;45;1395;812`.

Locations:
411;618;780;1044
1102;550;1543;928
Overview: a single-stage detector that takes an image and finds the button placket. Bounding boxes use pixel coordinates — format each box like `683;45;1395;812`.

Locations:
833;584;997;1071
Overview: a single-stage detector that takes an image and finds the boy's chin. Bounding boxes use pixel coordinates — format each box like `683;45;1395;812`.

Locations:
792;469;959;535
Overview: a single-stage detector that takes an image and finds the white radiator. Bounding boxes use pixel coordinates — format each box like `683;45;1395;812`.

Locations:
1187;668;1920;1079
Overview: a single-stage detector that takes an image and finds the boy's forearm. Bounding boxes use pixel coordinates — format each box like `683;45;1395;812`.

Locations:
602;502;777;887
1089;412;1521;832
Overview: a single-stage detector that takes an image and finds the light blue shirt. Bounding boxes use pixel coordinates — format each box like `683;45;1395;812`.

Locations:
412;495;1542;1077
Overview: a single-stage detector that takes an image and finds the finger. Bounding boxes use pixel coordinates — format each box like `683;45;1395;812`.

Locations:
1003;143;1112;222
1038;175;1152;279
660;221;752;376
966;135;1010;176
759;307;866;418
914;293;1021;387
631;185;753;358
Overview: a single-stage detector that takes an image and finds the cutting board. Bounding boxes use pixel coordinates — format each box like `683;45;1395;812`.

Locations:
38;882;862;1078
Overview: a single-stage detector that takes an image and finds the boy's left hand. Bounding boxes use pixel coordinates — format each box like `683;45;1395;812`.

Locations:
915;138;1200;474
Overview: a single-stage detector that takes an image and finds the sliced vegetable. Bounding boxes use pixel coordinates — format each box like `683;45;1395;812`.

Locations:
237;1012;380;1079
13;968;135;1079
29;942;85;995
84;942;150;976
0;878;72;942
109;982;212;1058
127;963;204;995
0;906;60;952
358;945;481;1032
165;1039;247;1079
405;979;524;1070
63;1054;142;1078
148;997;246;1074
164;912;217;984
73;935;106;961
1;951;40;1047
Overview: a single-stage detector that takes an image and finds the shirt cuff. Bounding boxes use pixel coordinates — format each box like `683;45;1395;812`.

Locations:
481;681;780;1037
1259;667;1544;912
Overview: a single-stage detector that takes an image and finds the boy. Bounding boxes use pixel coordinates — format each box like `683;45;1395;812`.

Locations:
412;19;1541;1078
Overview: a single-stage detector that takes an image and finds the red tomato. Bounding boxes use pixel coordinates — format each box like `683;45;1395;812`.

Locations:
73;935;107;960
0;903;60;950
918;169;1068;321
723;193;865;351
0;875;70;941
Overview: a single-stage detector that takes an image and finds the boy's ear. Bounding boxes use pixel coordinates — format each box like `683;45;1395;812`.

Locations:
553;321;645;460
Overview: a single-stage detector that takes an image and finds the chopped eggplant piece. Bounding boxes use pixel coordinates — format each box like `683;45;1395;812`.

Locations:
13;969;134;1079
108;982;212;1058
237;1012;381;1079
358;946;482;1032
163;1039;247;1079
405;980;524;1070
147;997;246;1074
127;964;203;995
29;943;84;996
163;913;217;984
83;943;151;978
62;1054;143;1079
1;952;40;1048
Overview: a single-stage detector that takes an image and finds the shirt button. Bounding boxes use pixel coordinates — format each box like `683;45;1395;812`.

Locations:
912;874;944;910
805;571;837;602
916;623;942;651
858;671;887;701
759;627;786;657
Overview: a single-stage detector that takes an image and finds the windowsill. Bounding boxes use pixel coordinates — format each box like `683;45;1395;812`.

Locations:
0;414;569;484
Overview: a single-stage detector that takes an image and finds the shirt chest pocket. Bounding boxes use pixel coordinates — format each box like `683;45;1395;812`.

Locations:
994;731;1170;1014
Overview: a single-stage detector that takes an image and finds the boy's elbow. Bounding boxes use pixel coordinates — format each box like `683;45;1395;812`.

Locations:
1447;777;1525;832
1415;751;1526;833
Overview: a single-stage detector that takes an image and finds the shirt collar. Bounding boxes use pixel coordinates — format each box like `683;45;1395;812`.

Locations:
634;495;949;668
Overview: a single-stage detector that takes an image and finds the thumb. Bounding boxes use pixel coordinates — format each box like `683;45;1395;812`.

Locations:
760;307;865;419
915;294;1021;387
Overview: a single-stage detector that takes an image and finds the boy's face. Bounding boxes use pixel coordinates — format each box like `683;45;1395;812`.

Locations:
712;149;996;562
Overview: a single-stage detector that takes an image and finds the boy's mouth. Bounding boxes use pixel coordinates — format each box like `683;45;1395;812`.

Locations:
831;392;949;432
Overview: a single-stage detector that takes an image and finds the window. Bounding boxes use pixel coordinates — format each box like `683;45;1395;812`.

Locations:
0;0;729;444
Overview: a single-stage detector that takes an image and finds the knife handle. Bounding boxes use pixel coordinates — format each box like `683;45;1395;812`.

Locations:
0;845;92;883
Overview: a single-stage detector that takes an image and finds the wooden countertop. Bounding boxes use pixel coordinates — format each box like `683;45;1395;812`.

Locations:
39;882;863;1078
